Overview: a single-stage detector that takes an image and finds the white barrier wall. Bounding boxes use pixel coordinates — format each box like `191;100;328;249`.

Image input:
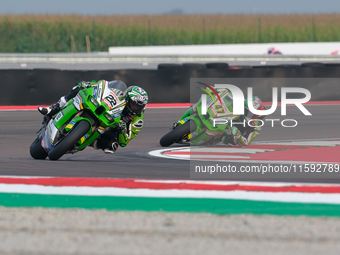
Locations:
109;42;340;56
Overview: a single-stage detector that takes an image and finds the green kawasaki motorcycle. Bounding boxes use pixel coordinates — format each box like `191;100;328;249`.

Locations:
160;88;240;147
30;80;127;160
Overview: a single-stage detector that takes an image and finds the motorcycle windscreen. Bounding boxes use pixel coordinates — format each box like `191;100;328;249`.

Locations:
107;80;127;94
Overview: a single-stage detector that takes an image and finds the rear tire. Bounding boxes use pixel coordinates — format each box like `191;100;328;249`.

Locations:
48;120;90;160
160;121;195;147
30;137;48;160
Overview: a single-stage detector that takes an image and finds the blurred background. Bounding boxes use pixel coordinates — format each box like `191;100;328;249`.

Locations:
1;0;340;53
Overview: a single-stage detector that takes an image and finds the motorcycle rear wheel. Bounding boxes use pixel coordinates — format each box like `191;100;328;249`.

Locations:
160;121;195;147
48;120;90;160
30;137;48;160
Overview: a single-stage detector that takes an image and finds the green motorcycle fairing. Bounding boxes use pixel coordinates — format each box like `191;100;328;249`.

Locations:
41;80;126;152
175;89;241;145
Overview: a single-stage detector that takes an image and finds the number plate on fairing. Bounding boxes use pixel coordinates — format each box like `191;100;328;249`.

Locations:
102;92;118;110
55;111;63;122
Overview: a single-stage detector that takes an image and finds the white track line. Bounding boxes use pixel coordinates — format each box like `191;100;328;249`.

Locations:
1;184;340;204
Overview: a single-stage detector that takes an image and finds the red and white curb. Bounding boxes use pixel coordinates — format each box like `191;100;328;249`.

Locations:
149;139;340;164
1;176;340;205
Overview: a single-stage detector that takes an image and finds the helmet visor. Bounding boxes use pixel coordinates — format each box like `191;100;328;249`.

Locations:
128;100;145;115
244;107;255;120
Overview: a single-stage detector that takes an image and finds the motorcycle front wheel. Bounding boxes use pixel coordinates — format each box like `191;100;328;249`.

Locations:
30;137;48;160
160;121;196;147
48;120;90;160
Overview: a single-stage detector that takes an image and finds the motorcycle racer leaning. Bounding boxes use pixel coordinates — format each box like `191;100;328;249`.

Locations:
177;89;266;147
221;96;266;147
38;80;148;154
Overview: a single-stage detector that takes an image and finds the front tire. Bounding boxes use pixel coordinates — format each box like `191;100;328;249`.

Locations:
160;121;195;147
48;120;90;160
30;137;48;160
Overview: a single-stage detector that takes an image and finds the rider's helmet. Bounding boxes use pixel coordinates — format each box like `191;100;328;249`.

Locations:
244;96;266;122
124;86;148;117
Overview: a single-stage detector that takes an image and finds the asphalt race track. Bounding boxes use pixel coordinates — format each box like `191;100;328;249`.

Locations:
0;105;339;183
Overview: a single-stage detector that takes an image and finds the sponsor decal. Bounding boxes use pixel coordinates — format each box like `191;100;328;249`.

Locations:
97;82;103;102
92;86;98;98
73;95;82;110
54;111;63;122
109;107;124;115
48;121;58;144
112;113;122;119
133;119;144;128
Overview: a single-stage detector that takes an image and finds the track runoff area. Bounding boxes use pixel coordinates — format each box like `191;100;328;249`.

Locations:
1;102;340;217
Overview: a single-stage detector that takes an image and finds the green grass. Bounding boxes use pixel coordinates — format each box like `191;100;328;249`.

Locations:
0;14;340;53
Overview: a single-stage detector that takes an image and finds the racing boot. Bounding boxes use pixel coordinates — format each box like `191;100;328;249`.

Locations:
91;130;119;154
38;96;67;123
92;139;119;154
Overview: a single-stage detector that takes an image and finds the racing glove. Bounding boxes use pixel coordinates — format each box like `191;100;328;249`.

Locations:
230;126;248;147
78;81;92;89
117;120;127;133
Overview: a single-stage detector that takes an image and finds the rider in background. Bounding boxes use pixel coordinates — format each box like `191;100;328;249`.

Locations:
267;47;282;55
222;96;266;147
174;88;265;147
38;80;148;154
